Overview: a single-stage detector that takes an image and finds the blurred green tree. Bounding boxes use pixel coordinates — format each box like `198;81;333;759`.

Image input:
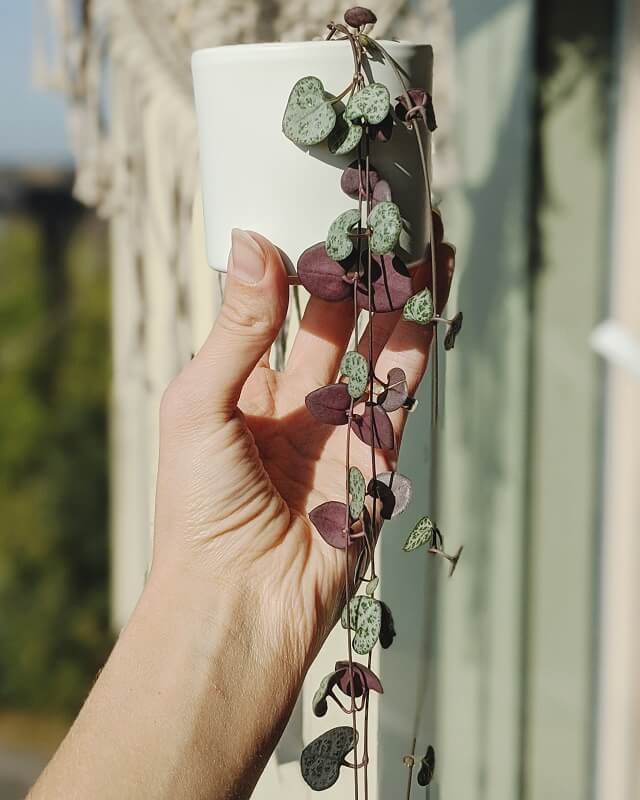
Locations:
0;208;113;716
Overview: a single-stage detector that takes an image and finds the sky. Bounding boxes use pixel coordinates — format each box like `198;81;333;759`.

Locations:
0;1;72;167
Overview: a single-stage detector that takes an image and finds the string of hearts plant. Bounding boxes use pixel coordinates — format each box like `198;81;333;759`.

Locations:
282;7;463;798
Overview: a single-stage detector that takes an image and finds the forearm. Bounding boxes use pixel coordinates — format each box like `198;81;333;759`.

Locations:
30;563;304;800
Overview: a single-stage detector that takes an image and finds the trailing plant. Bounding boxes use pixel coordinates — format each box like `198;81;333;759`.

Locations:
282;7;463;797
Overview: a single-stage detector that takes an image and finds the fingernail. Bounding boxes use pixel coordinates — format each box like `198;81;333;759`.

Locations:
227;228;265;285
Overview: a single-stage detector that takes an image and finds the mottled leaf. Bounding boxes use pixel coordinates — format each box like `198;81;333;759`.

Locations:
326;208;362;262
305;383;351;425
402;288;434;325
356;254;412;313
403;516;435;552
368;471;412;519
341;595;382;655
340;350;369;399
417;745;436;787
367;201;402;256
349;466;366;519
300;726;357;791
340;160;380;200
350;404;394;450
377;367;409;411
328;112;363;155
310;501;350;549
346;82;390;126
335;660;383;697
282;76;337;146
379;601;396;649
297;242;353;302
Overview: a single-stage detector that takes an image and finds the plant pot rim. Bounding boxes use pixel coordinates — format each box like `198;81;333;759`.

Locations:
192;39;429;65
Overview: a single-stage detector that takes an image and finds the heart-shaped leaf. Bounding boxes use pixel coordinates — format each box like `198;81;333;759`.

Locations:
346;82;391;126
379;601;396;649
335;660;383;697
367;201;402;255
349;466;366;519
341;595;382;655
340;160;380;200
377;367;409;411
282;76;337;146
326;208;362;262
340;350;369;399
312;669;343;717
402;288;434;325
368;471;412;519
417;745;436;787
297;242;353;302
356;254;412;313
394;88;437;132
328;112;363;154
310;501;350;549
300;726;357;791
351;404;394;450
403;516;435;551
305;383;351;425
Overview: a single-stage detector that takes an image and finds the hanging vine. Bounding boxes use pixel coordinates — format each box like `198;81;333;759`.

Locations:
282;6;463;796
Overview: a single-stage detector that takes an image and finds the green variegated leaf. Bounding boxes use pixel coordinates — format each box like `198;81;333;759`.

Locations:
346;82;391;125
341;595;382;655
340;350;369;398
328;112;363;155
368;201;402;255
349;466;366;519
403;516;435;552
326;209;361;261
402;288;434;325
282;76;337;146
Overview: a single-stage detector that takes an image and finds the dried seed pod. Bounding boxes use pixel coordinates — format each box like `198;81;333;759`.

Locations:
344;6;377;28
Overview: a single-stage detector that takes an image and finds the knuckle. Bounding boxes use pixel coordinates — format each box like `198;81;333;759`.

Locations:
218;296;277;341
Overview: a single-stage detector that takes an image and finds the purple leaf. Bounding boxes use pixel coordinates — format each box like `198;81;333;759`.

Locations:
340;160;380;200
377;367;409;411
367;471;413;519
305;383;351;425
367;112;393;142
394;88;436;131
356;254;413;313
350;404;395;450
371;179;392;206
344;6;377;27
297;242;353;302
335;661;383;697
309;501;350;549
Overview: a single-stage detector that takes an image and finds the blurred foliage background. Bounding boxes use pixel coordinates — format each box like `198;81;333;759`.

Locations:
0;195;112;721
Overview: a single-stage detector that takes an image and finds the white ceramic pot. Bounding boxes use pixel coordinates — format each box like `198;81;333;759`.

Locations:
191;39;433;274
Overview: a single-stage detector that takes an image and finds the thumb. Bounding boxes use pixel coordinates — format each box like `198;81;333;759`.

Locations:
194;228;289;415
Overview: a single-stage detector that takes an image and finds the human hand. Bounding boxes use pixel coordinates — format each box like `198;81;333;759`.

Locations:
152;228;451;672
